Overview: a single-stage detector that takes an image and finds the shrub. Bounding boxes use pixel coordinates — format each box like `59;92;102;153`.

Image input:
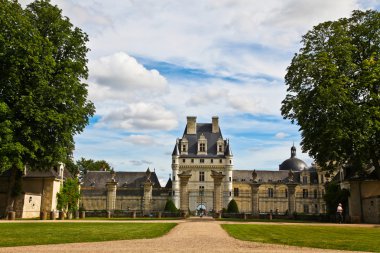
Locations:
164;199;178;213
227;199;239;213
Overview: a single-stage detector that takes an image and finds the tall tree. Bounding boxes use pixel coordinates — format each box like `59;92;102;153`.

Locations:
281;10;380;177
0;0;94;213
76;158;112;180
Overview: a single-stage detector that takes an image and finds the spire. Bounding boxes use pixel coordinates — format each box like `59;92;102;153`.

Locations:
291;143;296;158
172;138;180;156
225;139;233;156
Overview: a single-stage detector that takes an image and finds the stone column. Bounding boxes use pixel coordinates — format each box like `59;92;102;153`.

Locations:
106;181;117;211
211;170;225;213
178;170;192;215
143;181;153;215
251;183;261;216
287;183;297;217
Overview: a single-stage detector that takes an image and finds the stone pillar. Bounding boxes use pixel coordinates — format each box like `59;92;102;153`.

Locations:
106;180;117;211
143;181;153;215
287;183;297;217
178;170;192;215
250;183;261;216
211;170;225;213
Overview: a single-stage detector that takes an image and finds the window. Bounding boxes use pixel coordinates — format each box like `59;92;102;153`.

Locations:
303;204;309;213
199;171;205;182
229;160;232;164
314;189;318;199
211;159;213;163
219;145;223;152
182;145;186;152
229;191;232;196
182;159;186;163
285;189;288;198
219;159;223;163
200;143;206;152
303;189;308;198
172;159;175;163
303;176;308;184
268;188;274;198
199;186;204;196
229;177;231;182
200;159;205;163
173;175;175;181
320;175;324;183
191;159;194;163
234;188;239;197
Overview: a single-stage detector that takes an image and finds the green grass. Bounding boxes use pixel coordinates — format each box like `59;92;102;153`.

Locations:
0;222;177;247
222;224;380;252
84;217;182;220
216;218;310;223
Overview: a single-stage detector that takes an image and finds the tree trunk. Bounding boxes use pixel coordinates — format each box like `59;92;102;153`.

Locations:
4;166;19;217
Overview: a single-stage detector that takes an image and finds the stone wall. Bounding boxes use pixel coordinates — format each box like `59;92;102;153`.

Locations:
15;193;42;218
362;196;380;224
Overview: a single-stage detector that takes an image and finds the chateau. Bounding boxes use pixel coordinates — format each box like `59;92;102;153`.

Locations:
172;116;327;215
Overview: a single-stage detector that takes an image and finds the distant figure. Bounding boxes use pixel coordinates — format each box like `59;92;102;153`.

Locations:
336;203;343;223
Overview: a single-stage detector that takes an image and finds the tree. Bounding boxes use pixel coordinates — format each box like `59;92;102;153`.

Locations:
281;10;380;177
226;199;239;213
163;199;178;213
323;182;350;215
57;178;80;213
76;157;112;178
0;0;95;213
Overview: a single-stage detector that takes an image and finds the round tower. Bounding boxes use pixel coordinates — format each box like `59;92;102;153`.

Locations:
171;139;180;208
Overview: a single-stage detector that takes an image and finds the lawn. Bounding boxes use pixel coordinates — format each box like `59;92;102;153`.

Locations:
222;224;380;252
0;222;177;247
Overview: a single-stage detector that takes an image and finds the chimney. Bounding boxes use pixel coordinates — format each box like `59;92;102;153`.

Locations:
212;116;219;133
186;116;197;134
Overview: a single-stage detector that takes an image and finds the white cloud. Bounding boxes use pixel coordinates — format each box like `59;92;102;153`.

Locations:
98;102;177;131
124;135;156;145
275;132;288;139
89;52;167;92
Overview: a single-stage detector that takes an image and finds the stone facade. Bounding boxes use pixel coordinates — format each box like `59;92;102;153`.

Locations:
172;116;233;212
172;116;327;215
80;169;171;213
0;164;68;218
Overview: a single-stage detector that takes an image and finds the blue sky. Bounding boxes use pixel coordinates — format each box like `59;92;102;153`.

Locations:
22;0;380;184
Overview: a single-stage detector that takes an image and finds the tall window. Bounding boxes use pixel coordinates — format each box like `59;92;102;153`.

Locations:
200;143;206;152
303;176;308;184
199;171;205;182
303;204;309;213
285;189;288;198
199;186;204;196
303;189;308;198
268;188;274;198
219;145;223;152
182;145;186;152
234;188;239;197
200;159;205;163
314;189;318;199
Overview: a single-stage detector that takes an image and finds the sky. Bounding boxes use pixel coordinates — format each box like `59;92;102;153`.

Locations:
23;0;380;184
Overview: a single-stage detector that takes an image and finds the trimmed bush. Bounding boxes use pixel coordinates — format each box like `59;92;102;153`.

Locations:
164;199;178;213
227;199;239;213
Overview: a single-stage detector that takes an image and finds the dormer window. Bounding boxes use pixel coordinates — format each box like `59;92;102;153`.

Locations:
181;137;188;155
217;137;224;155
197;133;207;155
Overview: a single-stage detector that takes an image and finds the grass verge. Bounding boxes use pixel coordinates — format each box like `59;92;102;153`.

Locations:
0;222;176;247
222;224;380;252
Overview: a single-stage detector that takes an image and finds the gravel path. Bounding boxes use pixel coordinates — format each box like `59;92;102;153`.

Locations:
0;217;370;253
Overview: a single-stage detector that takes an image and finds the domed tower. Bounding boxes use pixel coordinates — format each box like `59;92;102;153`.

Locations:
279;144;308;171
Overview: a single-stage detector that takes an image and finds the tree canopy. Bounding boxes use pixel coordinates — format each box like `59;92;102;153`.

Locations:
281;10;380;177
0;0;94;173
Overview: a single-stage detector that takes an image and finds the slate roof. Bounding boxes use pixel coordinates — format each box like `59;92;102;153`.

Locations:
178;123;230;158
233;170;293;183
82;170;161;189
0;167;71;179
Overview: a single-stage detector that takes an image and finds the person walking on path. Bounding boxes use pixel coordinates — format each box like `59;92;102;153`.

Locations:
336;203;343;223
